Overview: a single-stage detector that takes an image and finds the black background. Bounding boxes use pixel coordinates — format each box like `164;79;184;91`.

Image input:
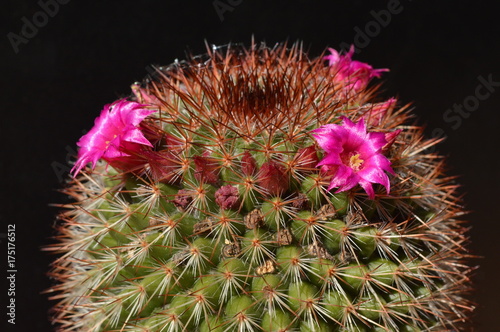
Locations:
1;0;499;331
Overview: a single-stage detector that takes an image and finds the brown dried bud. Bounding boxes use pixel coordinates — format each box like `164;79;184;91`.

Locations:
256;259;276;275
276;227;293;246
149;217;163;227
172;251;188;265
316;204;336;220
244;209;264;229
307;241;334;260
291;192;310;210
193;217;217;234
173;189;193;210
222;239;241;257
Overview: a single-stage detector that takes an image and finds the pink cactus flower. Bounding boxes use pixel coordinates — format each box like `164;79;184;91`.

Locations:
71;99;156;176
324;46;388;91
312;117;395;199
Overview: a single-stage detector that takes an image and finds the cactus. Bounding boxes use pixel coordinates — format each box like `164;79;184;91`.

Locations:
48;42;474;332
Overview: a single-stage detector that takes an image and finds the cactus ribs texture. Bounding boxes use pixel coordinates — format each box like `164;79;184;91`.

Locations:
47;42;475;331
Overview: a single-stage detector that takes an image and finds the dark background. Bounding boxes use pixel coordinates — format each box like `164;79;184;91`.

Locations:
1;0;499;331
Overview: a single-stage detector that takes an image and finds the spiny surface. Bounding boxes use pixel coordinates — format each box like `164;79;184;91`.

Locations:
48;42;474;332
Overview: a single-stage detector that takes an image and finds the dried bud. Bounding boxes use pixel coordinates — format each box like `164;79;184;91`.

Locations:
256;259;276;275
316;204;336;220
193;217;217;234
307;242;334;260
173;189;193;210
222;240;241;257
276;228;293;246
215;185;240;210
244;209;264;229
291;192;310;210
172;250;188;265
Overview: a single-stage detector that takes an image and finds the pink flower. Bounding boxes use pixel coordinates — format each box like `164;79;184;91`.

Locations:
324;46;388;91
71;99;156;176
312;117;395;199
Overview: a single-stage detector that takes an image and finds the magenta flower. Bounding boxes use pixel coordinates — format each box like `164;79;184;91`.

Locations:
324;46;388;91
312;117;395;199
71;99;156;176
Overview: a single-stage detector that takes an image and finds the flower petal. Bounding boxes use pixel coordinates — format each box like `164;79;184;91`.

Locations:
312;124;344;153
358;179;375;199
71;99;156;176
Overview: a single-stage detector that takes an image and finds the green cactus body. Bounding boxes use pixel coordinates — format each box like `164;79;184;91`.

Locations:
48;43;473;331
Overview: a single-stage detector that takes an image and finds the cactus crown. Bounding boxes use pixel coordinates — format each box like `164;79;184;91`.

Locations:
48;42;474;332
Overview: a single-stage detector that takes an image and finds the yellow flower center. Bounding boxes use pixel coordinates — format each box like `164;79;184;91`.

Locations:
349;153;364;171
104;134;118;146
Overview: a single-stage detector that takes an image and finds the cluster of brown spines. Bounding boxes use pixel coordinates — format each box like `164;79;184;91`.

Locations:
47;43;474;332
